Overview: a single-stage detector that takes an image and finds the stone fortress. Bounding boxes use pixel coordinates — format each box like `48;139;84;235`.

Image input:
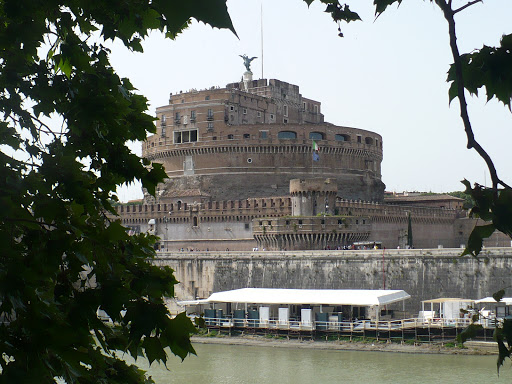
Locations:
115;66;510;252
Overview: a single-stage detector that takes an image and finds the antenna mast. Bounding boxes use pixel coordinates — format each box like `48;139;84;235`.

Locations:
261;3;264;79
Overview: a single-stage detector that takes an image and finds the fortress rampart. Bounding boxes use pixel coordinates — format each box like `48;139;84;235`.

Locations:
154;248;512;315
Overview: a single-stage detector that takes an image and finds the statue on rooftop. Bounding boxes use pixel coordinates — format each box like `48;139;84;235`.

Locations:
239;54;257;72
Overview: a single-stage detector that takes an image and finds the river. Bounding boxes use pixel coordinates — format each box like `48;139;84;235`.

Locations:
132;342;512;384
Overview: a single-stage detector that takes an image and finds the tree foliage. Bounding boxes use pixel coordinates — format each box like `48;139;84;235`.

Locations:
0;1;234;383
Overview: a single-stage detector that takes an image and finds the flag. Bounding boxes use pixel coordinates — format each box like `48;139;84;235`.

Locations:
312;140;319;161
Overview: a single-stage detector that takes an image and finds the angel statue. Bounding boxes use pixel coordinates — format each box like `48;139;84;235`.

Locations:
239;54;257;72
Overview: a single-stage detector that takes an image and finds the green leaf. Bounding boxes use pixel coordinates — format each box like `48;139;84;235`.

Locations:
462;224;495;257
457;323;483;344
493;289;506;303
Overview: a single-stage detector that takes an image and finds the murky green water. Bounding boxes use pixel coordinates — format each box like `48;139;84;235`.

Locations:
134;343;512;384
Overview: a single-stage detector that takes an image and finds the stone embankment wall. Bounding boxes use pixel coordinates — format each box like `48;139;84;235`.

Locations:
154;248;512;315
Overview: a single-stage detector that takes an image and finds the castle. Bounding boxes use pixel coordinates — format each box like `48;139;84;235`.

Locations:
115;70;509;251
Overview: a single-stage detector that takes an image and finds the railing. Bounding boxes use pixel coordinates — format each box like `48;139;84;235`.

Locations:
201;316;492;331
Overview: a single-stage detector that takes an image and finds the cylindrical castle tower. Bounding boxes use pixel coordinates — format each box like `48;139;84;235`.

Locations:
143;78;385;202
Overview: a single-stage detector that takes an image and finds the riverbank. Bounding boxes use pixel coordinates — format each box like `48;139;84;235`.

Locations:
191;334;498;355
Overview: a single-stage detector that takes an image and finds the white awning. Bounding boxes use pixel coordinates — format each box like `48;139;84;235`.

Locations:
475;297;512;305
201;288;410;307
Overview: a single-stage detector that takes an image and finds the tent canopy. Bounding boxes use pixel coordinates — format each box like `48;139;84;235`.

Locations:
200;288;410;307
475;297;512;305
421;298;474;304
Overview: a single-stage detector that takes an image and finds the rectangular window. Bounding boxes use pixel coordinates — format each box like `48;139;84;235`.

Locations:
302;102;306;110
161;126;166;137
174;129;198;144
190;110;196;120
314;105;319;113
230;106;234;111
207;109;214;120
243;133;250;139
357;135;362;143
207;122;214;131
175;112;180;120
283;118;288;124
260;130;268;139
243;108;247;115
257;111;261;117
270;114;274;120
283;105;288;117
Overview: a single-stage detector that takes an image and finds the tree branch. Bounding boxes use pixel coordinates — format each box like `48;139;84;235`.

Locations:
437;0;511;191
453;0;483;15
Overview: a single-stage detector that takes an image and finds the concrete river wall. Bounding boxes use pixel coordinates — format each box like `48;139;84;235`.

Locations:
154;248;512;315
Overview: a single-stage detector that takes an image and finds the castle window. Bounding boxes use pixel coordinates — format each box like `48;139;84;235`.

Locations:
243;133;250;139
335;134;349;142
298;220;303;225
230;106;234;111
270;114;274;120
314;105;319;113
283;118;288;124
207;122;214;131
174;129;198;144
302;102;307;110
193;216;198;227
213;136;217;140
230;115;234;122
357;135;362;143
227;134;234;140
260;130;268;139
257;111;261;117
205;95;210;100
243;108;247;114
190;110;196;121
244;223;250;230
309;132;324;140
181;99;184;103
283;105;288;117
175;112;180;120
365;137;374;145
161;126;166;137
207;109;214;120
278;131;297;139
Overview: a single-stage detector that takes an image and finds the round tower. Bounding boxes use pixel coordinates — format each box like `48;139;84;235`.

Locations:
290;178;338;216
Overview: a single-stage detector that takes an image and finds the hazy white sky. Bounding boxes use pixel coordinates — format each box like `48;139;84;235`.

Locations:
112;0;512;202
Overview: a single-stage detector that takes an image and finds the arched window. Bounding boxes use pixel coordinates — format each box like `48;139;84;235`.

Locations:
309;132;324;140
335;134;350;142
278;131;297;139
365;137;374;145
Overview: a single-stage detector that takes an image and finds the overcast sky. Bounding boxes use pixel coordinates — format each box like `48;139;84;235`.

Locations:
112;0;512;202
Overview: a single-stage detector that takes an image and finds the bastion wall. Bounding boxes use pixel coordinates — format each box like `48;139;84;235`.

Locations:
154;248;512;315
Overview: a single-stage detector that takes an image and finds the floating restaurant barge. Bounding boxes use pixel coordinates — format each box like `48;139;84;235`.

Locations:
179;288;506;343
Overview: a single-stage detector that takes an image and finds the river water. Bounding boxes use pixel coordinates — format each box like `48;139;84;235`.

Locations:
133;343;512;384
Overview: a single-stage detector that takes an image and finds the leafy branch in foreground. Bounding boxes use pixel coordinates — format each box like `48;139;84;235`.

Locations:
0;1;234;383
312;0;512;372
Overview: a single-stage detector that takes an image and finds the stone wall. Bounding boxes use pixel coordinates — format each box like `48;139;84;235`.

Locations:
155;248;512;316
